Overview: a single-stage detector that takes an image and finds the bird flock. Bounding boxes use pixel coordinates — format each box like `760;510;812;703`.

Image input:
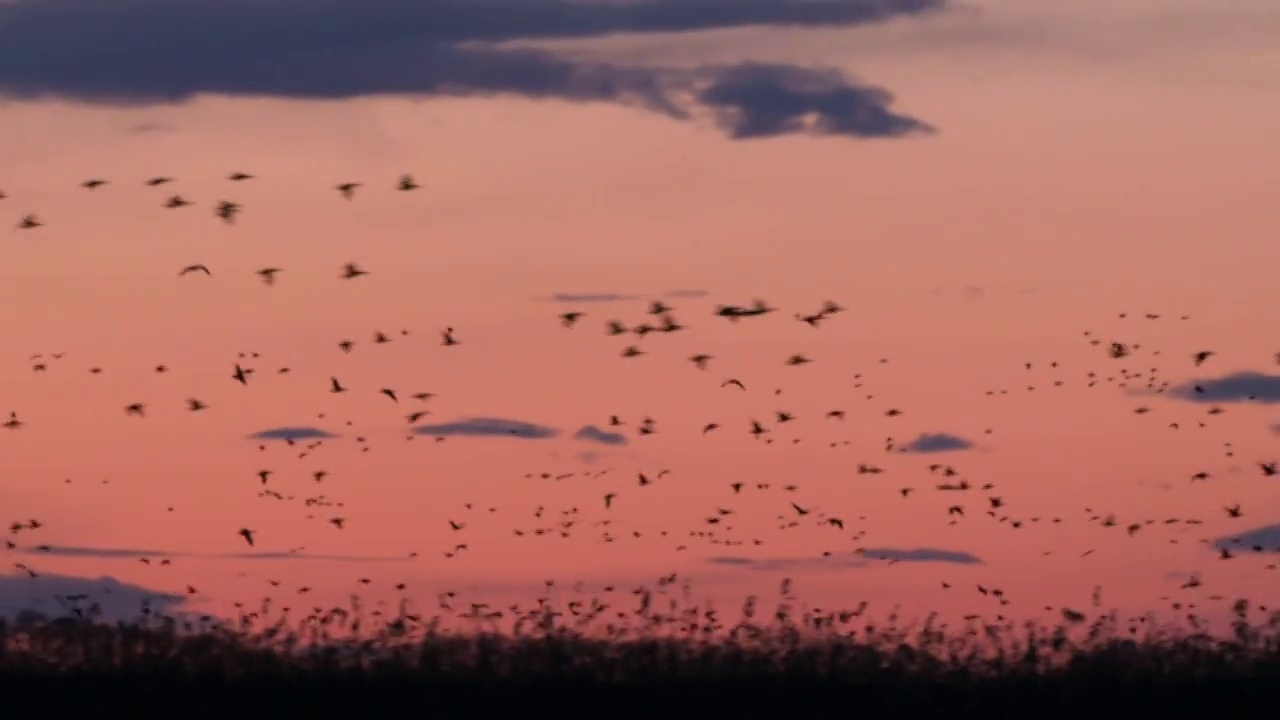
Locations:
3;172;1279;633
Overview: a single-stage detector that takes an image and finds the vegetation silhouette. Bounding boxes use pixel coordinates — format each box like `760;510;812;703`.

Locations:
2;583;1280;718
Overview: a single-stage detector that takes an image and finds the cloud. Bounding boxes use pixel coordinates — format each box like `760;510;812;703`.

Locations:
1168;372;1280;404
0;571;186;623
0;0;941;141
859;547;983;564
248;426;338;441
1270;423;1280;436
15;545;408;563
572;425;629;447
707;546;983;570
15;545;171;559
1213;524;1280;553
412;417;559;439
544;292;643;303
901;432;973;453
126;121;176;134
543;289;711;303
219;552;409;562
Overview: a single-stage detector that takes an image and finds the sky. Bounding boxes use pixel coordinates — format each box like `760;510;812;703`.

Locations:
1;0;1279;631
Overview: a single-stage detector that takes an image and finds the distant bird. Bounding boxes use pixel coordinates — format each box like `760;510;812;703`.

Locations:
336;182;361;199
164;195;192;209
256;268;282;285
17;214;42;230
145;177;173;187
215;200;241;223
397;174;419;191
179;264;211;277
81;179;108;190
340;263;368;279
238;528;255;546
228;172;255;181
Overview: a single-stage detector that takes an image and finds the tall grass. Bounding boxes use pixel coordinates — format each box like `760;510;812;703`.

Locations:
2;588;1278;718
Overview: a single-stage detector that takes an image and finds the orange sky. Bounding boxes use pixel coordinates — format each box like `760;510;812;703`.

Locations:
2;0;1279;630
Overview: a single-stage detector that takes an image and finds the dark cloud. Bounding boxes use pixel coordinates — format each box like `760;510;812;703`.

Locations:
126;121;176;134
0;0;941;141
15;545;171;559
901;432;974;453
1169;372;1280;404
707;546;982;570
1214;524;1280;553
860;547;983;564
412;417;559;439
572;425;629;446
543;289;711;303
545;292;643;303
0;571;186;623
248;426;338;441
220;552;409;562
16;545;407;562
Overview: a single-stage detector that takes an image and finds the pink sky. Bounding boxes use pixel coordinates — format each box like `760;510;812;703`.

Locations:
2;0;1279;629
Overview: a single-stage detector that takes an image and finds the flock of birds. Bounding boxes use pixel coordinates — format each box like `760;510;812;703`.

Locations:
3;172;1279;632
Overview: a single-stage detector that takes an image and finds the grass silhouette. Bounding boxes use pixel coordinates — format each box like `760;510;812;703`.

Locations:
2;586;1279;718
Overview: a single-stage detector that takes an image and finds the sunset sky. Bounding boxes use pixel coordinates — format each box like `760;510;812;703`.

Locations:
1;0;1279;629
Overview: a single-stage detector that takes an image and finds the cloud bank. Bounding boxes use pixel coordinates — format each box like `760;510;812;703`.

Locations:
15;545;409;562
248;426;338;441
0;571;186;623
0;0;942;141
901;432;974;453
572;425;629;446
543;288;711;303
707;546;983;570
1214;524;1280;553
1169;372;1280;404
412;417;560;439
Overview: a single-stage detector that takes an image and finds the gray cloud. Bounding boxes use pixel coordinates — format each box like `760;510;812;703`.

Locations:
545;292;643;303
15;545;172;559
572;425;629;446
860;547;983;564
220;552;409;562
0;571;186;623
126;121;176;134
901;432;974;453
412;416;560;439
1168;372;1280;404
248;426;338;441
1214;524;1280;553
16;545;408;562
707;546;982;570
543;289;711;303
0;0;941;141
